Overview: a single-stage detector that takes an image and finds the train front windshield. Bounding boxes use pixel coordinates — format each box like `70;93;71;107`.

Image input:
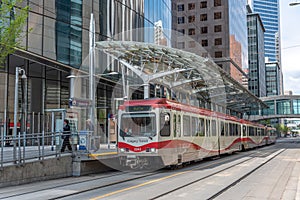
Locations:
120;113;156;137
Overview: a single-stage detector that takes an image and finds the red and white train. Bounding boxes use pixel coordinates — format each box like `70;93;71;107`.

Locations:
117;98;277;169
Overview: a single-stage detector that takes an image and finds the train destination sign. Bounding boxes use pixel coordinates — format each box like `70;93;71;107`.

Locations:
126;106;151;112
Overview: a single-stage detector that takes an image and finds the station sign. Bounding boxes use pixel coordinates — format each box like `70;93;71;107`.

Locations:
69;97;91;107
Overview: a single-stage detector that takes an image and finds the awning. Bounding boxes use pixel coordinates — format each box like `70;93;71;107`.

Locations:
95;41;267;113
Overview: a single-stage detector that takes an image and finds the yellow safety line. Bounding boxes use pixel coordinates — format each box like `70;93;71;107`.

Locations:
90;170;191;200
89;152;118;159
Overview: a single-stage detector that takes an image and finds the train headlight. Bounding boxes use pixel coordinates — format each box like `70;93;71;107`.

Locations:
120;148;126;153
150;148;156;153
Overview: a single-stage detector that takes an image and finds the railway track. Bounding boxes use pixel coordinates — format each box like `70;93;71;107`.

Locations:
0;144;283;200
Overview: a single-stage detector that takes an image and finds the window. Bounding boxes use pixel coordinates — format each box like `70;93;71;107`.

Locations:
200;1;207;8
188;28;195;35
221;121;225;136
201;26;208;34
214;12;222;20
200;14;207;21
206;119;211;136
215;51;222;58
178;4;184;11
215;38;222;45
160;113;170;136
183;115;191;136
214;25;222;32
121;113;156;137
177;115;181;137
178;17;185;24
198;118;205;136
214;0;221;6
202;52;208;57
178;29;185;35
177;42;185;49
188;15;195;23
211;120;217;136
201;39;208;47
191;117;198;136
189;41;196;48
173;114;177;137
188;3;195;10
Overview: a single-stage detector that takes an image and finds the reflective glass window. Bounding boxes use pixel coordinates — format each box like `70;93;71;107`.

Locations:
200;1;207;8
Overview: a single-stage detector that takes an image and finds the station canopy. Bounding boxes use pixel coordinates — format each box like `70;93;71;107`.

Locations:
95;41;267;113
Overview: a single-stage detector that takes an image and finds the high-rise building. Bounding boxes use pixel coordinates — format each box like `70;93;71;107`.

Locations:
251;0;280;62
247;7;266;97
0;0;171;139
251;0;283;96
265;62;280;96
171;0;248;84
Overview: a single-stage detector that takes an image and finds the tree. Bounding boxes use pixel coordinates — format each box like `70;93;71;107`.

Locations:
0;0;29;67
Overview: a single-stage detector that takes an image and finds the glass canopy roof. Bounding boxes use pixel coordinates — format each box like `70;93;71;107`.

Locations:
95;41;267;113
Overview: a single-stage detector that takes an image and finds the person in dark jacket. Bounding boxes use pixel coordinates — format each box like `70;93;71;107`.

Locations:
61;119;72;152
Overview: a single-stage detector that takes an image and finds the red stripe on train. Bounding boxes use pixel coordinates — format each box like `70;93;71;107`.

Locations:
118;136;267;153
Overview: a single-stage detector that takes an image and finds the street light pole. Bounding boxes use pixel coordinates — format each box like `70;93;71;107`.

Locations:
13;67;19;162
89;13;95;134
13;67;27;162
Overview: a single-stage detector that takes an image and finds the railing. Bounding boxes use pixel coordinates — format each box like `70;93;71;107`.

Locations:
0;131;79;168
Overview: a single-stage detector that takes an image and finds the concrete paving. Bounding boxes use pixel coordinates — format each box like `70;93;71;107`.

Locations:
215;138;300;200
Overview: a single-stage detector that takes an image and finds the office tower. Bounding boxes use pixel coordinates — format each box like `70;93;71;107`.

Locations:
171;0;248;84
247;7;266;97
251;0;283;95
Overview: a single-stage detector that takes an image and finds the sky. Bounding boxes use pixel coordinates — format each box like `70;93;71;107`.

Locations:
280;0;300;94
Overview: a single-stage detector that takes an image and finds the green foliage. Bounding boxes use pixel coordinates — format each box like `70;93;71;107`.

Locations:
274;124;290;134
0;0;29;67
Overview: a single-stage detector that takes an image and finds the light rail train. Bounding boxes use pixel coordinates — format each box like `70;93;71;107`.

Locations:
117;98;276;169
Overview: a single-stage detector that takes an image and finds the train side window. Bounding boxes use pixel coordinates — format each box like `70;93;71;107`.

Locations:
237;124;241;136
211;120;217;136
225;122;229;136
177;114;181;137
220;121;225;136
242;125;246;136
198;118;205;136
192;117;198;136
206;119;211;136
183;115;191;136
173;114;176;137
160;113;170;137
229;123;234;136
249;127;253;136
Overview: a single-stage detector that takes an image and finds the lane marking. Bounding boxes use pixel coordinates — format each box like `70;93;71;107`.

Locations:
90;148;279;199
90;171;191;200
89;152;118;158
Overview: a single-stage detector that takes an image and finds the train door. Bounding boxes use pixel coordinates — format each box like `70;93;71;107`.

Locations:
211;118;219;155
172;111;182;164
241;125;247;150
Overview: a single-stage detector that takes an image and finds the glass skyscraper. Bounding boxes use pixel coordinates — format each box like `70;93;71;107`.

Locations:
247;12;266;97
0;0;172;141
251;0;283;96
252;0;280;62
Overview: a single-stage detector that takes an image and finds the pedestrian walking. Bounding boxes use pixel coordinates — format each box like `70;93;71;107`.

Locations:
61;119;72;152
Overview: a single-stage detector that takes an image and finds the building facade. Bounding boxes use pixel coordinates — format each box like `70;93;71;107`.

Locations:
171;0;248;84
251;0;283;96
265;62;280;96
251;0;280;62
0;0;171;140
247;12;266;97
